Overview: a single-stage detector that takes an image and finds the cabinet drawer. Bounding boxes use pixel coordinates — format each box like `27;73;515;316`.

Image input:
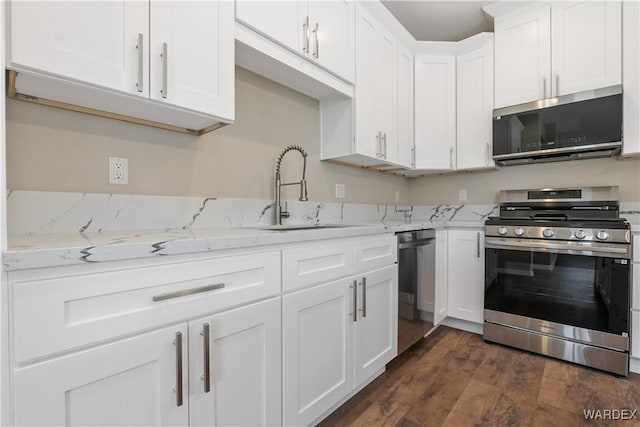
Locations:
634;235;640;263
354;234;397;274
282;242;354;292
11;251;281;363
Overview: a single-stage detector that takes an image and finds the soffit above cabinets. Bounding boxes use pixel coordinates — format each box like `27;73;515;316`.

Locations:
381;0;494;42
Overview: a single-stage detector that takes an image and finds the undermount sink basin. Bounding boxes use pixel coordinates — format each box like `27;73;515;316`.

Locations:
255;224;353;231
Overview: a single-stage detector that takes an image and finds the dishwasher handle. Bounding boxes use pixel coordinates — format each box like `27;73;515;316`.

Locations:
398;238;435;250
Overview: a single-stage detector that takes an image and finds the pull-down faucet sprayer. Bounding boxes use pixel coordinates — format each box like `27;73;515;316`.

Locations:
274;145;308;225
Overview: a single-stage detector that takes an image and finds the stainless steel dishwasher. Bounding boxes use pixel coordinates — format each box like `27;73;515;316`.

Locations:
396;229;436;355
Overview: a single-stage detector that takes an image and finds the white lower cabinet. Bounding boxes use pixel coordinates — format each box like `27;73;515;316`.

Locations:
447;229;485;324
14;298;281;427
282;265;397;426
434;229;448;325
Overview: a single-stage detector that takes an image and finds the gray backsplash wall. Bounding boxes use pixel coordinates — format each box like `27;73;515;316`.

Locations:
408;157;640;204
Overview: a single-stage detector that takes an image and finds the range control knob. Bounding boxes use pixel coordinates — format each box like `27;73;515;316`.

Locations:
514;227;525;237
543;228;555;238
574;229;588;240
596;230;610;240
497;226;508;236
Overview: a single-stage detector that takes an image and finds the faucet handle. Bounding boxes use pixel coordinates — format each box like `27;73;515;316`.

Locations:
281;201;290;219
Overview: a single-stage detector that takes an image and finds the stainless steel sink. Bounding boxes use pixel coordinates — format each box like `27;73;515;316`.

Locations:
254;224;353;231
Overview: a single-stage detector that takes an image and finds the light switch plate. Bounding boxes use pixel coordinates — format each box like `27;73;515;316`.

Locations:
335;184;345;199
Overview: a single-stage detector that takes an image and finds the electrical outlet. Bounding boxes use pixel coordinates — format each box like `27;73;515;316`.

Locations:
109;157;128;185
335;184;345;199
395;190;400;203
459;189;467;202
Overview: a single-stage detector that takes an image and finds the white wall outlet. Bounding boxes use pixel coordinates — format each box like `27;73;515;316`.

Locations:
109;157;128;185
459;189;467;202
395;190;400;203
335;184;346;199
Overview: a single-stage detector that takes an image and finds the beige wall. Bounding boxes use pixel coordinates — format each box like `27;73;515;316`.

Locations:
6;67;410;204
409;157;640;204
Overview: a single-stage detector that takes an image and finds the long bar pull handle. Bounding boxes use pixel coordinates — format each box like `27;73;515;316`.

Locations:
486;143;491;165
477;232;481;258
449;147;454;169
351;280;358;322
303;16;309;53
376;132;381;158
153;283;225;302
382;133;387;159
202;323;211;393
174;332;183;407
411;147;416;168
361;277;367;318
136;33;144;93
312;22;319;59
543;75;547;99
161;42;168;98
555;73;560;97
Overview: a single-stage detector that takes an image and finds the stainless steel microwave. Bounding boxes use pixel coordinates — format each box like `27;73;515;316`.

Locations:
492;85;622;166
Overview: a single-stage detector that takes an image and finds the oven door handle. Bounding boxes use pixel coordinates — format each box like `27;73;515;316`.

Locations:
485;237;630;258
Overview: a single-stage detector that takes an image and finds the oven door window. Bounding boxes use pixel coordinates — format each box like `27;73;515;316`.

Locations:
485;248;629;335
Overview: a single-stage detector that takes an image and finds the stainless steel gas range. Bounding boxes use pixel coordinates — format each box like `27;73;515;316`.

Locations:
483;187;631;376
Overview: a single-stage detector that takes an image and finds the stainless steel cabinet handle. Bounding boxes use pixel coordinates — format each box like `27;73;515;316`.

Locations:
555;73;560;97
449;147;454;169
161;42;168;98
351;279;358;322
376;132;381;158
202;323;211;393
486;143;491;165
543;75;547;99
312;22;319;59
303;16;309;53
361;277;367;318
174;332;183;407
153;283;225;302
411;147;416;168
136;33;144;92
477;232;481;258
382;133;387;159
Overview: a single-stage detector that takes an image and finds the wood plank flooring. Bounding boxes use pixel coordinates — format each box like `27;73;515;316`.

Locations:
318;326;640;427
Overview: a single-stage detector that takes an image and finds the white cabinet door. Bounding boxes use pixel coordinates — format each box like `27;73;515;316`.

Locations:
9;1;149;97
396;44;415;167
434;229;448;326
414;54;456;170
235;1;300;53
551;1;621;97
307;0;354;82
494;4;551;108
14;324;188;426
189;298;281;427
623;1;640;157
355;5;396;162
282;279;355;426
456;38;494;170
354;265;398;386
447;230;484;324
150;0;234;119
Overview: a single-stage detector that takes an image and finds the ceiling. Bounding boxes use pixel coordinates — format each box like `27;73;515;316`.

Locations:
381;0;495;42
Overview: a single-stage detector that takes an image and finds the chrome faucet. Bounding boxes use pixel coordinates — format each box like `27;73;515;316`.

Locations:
275;145;308;225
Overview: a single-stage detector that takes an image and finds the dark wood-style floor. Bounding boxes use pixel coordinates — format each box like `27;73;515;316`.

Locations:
318;326;640;427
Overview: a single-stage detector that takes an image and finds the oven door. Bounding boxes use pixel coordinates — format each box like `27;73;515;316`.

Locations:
484;237;630;351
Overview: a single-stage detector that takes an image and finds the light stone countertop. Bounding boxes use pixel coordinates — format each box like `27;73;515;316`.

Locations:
2;220;488;271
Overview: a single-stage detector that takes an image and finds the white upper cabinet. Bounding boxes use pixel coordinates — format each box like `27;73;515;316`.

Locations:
150;1;234;119
414;54;456;170
456;37;494;170
235;0;354;82
623;0;640;157
9;1;150;97
396;44;415;167
355;5;397;162
550;1;621;97
494;4;551;108
493;1;621;108
8;0;234;133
